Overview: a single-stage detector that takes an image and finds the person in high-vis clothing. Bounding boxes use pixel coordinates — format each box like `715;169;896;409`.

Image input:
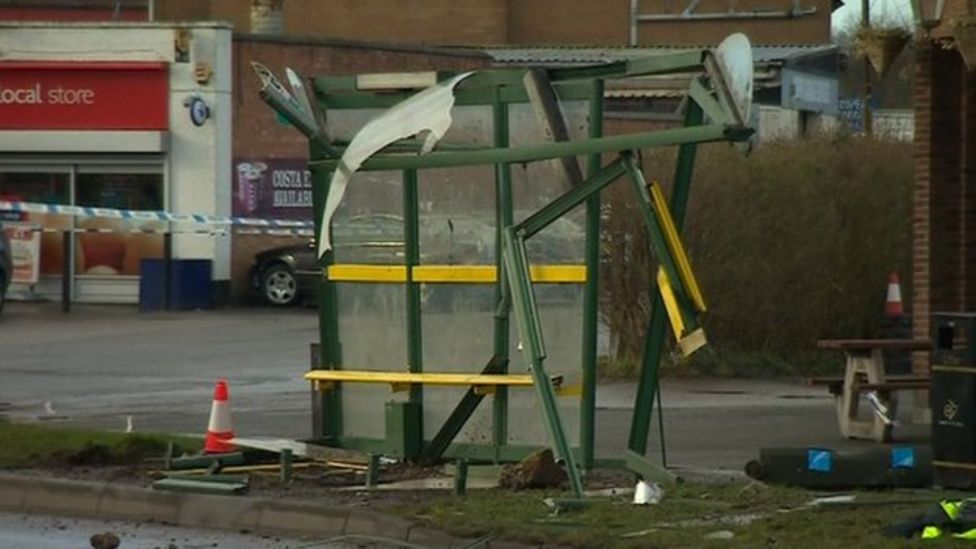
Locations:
884;498;976;539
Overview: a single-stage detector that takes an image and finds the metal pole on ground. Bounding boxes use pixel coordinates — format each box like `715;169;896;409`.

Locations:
61;231;71;314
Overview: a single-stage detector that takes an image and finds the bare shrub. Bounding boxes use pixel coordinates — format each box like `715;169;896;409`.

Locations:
600;136;912;365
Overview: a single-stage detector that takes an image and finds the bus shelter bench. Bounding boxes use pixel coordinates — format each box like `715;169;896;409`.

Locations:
813;339;931;442
304;370;572;396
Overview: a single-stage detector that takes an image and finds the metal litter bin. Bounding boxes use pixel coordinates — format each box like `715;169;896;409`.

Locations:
932;312;976;489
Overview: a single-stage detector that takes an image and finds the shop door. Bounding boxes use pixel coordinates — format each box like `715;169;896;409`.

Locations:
74;165;164;303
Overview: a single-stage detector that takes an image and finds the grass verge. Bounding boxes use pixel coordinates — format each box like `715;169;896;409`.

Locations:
0;420;200;468
394;484;965;548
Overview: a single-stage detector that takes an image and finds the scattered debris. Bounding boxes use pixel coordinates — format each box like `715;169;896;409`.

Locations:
632;480;663;505
152;477;248;495
499;449;566;490
89;531;120;549
745;446;932;489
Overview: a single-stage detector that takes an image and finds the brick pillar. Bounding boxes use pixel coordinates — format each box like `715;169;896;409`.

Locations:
913;43;966;379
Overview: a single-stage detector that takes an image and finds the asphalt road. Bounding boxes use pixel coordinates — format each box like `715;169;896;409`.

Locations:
0;511;324;548
0;302;929;472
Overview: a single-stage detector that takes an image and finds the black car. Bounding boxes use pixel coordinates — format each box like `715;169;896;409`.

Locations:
249;213;581;307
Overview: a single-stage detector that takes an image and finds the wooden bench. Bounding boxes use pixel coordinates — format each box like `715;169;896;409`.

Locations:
814;339;931;442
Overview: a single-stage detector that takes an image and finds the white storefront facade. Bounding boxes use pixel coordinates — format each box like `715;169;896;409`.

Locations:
0;22;232;304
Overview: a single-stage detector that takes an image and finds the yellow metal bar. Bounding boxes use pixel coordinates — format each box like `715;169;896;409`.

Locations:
327;264;586;284
413;265;496;283
305;370;536;386
326;264;407;282
648;181;706;312
656;268;686;338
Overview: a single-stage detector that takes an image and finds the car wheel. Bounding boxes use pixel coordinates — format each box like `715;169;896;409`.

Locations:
261;264;299;307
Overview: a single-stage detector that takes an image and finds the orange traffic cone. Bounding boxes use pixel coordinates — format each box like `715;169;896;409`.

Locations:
204;379;236;454
885;272;904;317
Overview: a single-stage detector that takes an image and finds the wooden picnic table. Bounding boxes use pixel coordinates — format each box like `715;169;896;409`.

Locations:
812;338;931;442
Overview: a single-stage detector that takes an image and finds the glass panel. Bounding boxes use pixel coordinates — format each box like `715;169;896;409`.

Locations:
75;172;163;277
336;282;408;439
0;171;70;276
506;286;584;446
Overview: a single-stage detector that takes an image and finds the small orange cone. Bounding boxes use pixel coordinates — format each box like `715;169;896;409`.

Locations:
885;272;904;317
204;379;236;454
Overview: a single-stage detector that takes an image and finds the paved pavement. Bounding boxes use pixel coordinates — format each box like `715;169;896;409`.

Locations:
0;302;929;473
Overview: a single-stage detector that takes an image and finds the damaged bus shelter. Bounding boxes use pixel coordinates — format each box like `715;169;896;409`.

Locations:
255;33;755;499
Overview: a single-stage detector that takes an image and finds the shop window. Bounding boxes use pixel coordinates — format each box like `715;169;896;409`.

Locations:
0;171;71;276
75;172;164;277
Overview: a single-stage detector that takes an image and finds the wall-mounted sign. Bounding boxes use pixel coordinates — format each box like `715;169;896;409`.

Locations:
234;159;312;220
0;61;168;130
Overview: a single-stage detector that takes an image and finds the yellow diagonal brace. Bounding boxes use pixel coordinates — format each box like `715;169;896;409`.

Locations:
656;268;686;339
648;181;706;312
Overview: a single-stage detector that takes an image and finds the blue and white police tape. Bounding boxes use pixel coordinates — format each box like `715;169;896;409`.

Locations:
0;200;314;229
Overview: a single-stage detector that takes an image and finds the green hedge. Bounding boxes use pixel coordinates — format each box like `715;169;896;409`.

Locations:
600;136;912;373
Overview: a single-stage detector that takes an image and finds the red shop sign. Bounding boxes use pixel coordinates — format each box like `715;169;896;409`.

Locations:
0;61;168;130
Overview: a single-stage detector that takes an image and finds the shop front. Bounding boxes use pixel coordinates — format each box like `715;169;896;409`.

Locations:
0;23;232;304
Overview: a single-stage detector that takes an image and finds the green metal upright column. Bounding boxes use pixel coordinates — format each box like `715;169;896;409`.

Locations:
580;79;603;470
310;143;342;441
627;103;703;454
492;94;513;454
403;169;424;416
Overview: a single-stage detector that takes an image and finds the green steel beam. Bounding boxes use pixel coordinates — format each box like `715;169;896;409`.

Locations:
403;170;423;414
309;144;343;441
624;450;678;486
628;102;704;455
419;356;508;465
622;154;701;335
516;159;627;239
492;94;513;453
687;77;734;127
580;79;603;470
309;124;732;169
502;228;584;498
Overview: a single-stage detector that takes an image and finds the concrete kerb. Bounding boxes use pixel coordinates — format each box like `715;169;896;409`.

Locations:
0;474;540;548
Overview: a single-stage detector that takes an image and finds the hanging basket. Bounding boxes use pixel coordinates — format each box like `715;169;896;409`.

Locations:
952;19;976;70
854;27;911;77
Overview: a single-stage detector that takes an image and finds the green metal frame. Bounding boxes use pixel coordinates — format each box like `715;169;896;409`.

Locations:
263;48;752;498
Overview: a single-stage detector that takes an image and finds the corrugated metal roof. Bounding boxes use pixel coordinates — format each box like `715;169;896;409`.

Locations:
481;44;837;66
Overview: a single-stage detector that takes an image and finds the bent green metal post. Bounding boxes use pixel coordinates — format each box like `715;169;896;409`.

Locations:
628;103;704;455
502;226;584;498
492;92;513;456
580;77;604;470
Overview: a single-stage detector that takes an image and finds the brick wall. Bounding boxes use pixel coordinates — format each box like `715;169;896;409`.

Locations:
912;42;976;376
230;36;488;298
154;0;831;46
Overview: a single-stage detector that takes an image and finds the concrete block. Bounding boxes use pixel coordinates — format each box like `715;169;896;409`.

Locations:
0;474;33;511
406;525;456;548
98;483;181;523
20;477;104;518
256;500;347;537
344;508;412;539
175;493;262;531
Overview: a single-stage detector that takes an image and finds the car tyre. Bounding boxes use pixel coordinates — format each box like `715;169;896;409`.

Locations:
261;264;300;307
